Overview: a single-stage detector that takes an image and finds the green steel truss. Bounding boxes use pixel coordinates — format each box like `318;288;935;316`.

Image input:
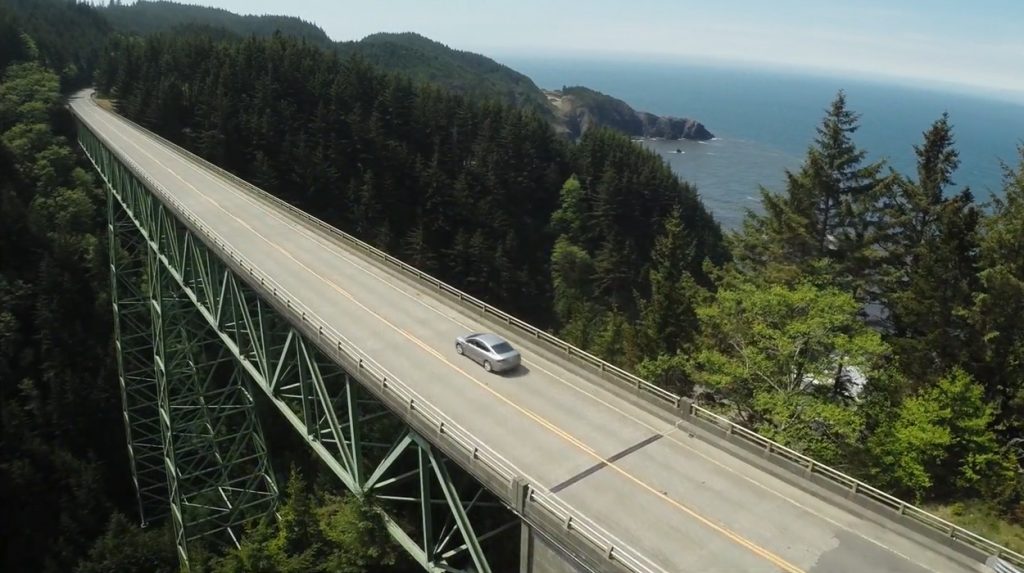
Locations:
79;122;517;571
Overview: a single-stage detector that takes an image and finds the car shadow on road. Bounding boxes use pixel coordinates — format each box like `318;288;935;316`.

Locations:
498;364;531;378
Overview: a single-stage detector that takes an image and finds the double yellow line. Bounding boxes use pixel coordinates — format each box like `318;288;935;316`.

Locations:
87;105;804;573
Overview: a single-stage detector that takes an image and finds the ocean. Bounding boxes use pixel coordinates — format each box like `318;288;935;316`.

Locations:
500;56;1024;229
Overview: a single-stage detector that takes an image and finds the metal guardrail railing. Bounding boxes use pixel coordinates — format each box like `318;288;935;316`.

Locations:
88;96;1024;569
75;104;662;573
988;556;1023;573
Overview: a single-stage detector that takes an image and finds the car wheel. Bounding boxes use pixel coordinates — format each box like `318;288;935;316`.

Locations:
455;343;464;355
483;360;492;372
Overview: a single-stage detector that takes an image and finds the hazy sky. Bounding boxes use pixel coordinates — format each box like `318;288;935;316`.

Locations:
175;0;1024;98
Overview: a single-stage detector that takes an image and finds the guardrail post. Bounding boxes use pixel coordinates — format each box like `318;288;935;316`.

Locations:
511;477;529;514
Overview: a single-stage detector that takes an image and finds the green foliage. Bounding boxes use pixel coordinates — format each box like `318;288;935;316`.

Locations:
316;493;397;573
880;114;981;385
0;5;31;74
101;0;332;47
342;32;553;117
887;190;980;384
4;0;111;89
268;468;322;571
590;307;639;367
974;146;1024;439
208;469;398;573
549;129;725;356
551;175;585;239
550;236;595;328
752;391;865;467
689;280;883;464
869;369;1016;501
0;29;123;573
866;383;952;498
724;94;1023;518
692;280;885;399
926;500;1024;553
97;33;725;329
732;90;889;299
0;61;60;130
637;208;703;356
636;352;692;396
75;514;179;573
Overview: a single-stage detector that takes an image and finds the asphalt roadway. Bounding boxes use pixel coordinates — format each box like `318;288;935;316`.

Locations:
71;92;987;573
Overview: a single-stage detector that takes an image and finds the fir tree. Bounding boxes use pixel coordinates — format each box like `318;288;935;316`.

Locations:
883;115;980;385
733;91;889;299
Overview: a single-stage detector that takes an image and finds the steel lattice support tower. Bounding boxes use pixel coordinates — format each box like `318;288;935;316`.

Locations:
79;120;519;572
108;176;168;526
92;126;280;568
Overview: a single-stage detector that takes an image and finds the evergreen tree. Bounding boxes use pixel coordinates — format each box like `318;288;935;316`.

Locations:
637;207;703;356
316;494;396;573
75;514;178;573
733;91;888;299
883;115;980;385
549;236;598;348
974;146;1024;439
1;48;121;573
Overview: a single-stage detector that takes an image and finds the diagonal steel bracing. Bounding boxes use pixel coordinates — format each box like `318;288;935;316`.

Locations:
91;126;280;569
109;184;168;526
79;120;519;572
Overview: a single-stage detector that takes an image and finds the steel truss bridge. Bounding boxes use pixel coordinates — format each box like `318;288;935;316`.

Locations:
70;91;1023;573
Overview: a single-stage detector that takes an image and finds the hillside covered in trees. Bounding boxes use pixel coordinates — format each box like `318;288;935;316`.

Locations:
95;32;727;325
101;0;332;47
94;1;711;141
0;3;159;571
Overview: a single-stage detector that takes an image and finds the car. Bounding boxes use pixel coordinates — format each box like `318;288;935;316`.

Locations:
455;332;521;373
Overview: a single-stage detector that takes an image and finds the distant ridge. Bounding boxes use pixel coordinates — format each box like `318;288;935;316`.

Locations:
337;32;554;118
98;4;712;140
100;0;332;47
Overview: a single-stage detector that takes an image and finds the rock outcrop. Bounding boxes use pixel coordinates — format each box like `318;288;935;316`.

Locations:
546;86;713;141
638;112;714;140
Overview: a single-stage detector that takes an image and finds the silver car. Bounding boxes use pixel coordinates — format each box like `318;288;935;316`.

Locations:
455;332;521;373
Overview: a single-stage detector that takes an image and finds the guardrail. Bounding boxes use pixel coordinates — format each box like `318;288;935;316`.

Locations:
75;104;662;573
89;95;1024;569
988;556;1023;573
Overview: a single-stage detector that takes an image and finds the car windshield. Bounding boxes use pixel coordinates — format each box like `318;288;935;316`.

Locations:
490;342;514;354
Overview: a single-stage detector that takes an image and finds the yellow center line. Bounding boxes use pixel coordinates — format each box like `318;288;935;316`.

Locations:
87;105;803;573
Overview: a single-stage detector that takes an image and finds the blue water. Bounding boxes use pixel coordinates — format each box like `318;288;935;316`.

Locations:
501;56;1024;228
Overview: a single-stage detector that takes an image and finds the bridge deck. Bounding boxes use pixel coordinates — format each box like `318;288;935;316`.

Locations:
72;92;983;573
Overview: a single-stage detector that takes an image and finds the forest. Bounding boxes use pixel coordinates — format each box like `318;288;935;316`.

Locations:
2;0;1023;570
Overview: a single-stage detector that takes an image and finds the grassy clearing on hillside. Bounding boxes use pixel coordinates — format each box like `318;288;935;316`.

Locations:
926;500;1024;553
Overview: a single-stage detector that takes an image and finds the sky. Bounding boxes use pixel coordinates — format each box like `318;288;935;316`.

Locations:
174;0;1024;100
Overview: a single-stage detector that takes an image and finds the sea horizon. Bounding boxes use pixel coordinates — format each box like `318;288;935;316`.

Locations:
497;54;1024;229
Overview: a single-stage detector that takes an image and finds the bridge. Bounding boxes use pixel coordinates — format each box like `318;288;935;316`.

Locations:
70;90;1020;573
